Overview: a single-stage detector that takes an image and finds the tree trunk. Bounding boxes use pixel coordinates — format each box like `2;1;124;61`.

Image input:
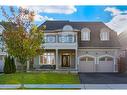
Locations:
20;64;25;89
19;59;27;89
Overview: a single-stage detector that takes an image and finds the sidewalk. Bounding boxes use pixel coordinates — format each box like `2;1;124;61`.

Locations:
0;84;84;89
84;84;127;89
1;84;127;89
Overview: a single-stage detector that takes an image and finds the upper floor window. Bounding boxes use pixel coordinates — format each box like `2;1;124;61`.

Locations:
44;35;56;43
100;28;109;41
58;35;75;43
81;28;91;41
63;25;73;31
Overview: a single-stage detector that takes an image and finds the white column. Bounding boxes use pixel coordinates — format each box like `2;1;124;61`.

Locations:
113;57;117;72
56;49;59;70
75;49;78;70
75;32;78;71
26;60;30;71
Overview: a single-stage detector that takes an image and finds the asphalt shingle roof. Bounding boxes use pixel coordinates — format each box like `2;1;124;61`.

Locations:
39;21;121;48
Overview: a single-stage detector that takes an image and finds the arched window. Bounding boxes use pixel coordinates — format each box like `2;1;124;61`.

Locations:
59;25;74;43
80;56;94;62
100;28;109;41
62;25;73;31
81;28;91;41
99;56;113;61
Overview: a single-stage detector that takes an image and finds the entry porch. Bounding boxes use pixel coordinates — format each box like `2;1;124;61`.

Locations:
31;49;78;71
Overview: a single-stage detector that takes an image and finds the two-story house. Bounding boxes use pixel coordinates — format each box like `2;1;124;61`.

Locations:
0;21;121;73
32;21;121;72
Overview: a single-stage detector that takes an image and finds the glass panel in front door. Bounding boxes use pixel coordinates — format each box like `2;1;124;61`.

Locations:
62;55;70;67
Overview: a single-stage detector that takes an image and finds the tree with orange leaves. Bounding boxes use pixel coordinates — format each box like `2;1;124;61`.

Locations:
0;6;45;88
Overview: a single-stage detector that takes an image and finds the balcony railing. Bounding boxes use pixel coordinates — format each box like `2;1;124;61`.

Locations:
44;34;77;43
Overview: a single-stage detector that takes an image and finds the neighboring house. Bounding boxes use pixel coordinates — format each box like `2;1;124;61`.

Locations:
118;30;127;70
119;30;127;51
0;25;6;72
0;21;121;72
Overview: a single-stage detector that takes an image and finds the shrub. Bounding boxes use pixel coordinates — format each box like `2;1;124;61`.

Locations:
4;56;11;74
11;57;16;73
4;56;16;74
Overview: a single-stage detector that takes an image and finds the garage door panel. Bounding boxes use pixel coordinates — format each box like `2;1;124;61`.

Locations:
97;61;114;72
79;61;95;72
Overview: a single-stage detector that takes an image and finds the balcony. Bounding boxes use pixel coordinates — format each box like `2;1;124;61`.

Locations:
43;33;77;49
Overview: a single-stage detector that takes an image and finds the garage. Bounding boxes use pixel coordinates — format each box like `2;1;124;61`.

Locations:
97;56;114;72
0;55;4;72
78;55;115;72
79;56;95;72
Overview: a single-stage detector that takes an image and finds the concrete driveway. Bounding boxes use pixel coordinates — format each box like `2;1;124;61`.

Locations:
79;73;127;84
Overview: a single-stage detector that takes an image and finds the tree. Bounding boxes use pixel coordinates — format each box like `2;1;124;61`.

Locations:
0;6;45;88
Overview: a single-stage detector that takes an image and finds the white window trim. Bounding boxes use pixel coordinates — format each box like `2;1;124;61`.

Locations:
63;25;73;31
78;54;96;64
44;35;56;43
39;52;55;65
100;28;109;41
58;35;75;43
81;28;91;41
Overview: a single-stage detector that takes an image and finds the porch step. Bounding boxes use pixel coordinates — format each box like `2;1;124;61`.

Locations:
27;69;78;73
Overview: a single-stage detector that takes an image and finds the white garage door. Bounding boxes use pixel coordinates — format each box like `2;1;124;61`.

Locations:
0;56;4;72
79;55;115;72
79;56;95;72
97;56;114;72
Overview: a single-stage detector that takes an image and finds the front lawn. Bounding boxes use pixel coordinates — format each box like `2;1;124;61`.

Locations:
0;72;80;84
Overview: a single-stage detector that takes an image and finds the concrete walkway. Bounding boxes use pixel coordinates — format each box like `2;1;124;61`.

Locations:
1;84;127;89
0;84;84;89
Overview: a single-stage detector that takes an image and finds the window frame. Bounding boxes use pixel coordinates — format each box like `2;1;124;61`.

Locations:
99;56;113;61
80;56;94;62
100;28;110;41
40;52;55;65
63;25;73;31
44;35;56;43
58;34;75;43
81;28;91;41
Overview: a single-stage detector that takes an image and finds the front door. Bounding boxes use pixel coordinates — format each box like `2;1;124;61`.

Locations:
62;55;70;67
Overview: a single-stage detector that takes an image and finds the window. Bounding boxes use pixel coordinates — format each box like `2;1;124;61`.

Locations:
81;28;91;41
63;25;73;31
80;56;94;62
59;35;75;43
100;28;109;41
99;56;113;61
44;35;56;43
40;53;55;65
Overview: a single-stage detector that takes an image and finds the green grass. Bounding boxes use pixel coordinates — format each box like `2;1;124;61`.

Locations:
0;88;80;90
0;72;80;84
